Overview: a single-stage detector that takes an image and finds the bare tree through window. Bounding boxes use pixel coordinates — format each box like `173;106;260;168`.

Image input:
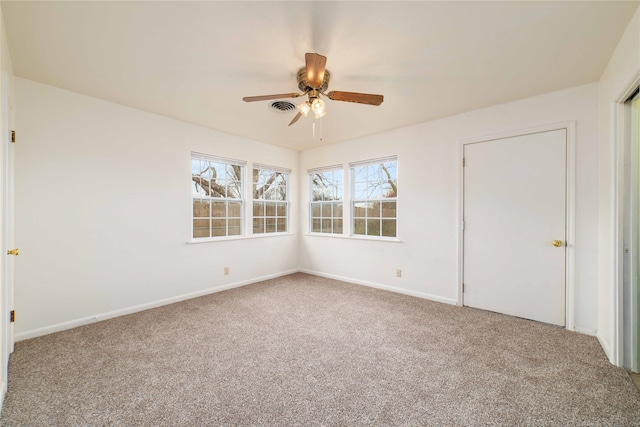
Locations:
253;166;289;234
352;159;398;237
191;156;244;238
310;168;343;234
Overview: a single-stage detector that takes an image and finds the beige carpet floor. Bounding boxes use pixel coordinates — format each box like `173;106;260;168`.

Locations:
2;273;640;426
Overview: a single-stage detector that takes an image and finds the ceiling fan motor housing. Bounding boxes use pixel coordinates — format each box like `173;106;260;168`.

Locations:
297;68;331;93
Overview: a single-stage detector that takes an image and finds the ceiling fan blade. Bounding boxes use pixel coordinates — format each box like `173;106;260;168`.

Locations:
242;93;301;102
288;111;303;127
305;53;327;89
327;91;384;106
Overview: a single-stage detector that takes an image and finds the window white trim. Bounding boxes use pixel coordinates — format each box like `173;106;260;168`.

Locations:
191;152;246;167
307;164;343;174
252;163;291;174
349;156;397;168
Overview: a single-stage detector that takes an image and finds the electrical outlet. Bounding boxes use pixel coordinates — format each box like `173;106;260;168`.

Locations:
396;269;402;278
224;266;230;275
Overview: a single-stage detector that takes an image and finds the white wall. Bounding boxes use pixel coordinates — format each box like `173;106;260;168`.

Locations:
597;6;640;363
14;78;299;339
300;83;600;333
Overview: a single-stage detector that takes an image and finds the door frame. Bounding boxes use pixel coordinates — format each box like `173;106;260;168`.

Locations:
457;121;576;331
613;72;640;368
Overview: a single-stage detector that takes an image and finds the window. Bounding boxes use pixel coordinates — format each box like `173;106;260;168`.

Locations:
351;157;398;238
309;167;343;234
191;153;244;239
253;164;290;234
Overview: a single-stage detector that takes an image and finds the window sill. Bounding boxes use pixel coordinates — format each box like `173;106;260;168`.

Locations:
188;232;295;244
304;233;401;243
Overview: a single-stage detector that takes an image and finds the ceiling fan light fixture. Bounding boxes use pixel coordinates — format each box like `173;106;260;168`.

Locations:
298;101;311;117
314;109;326;119
311;98;326;115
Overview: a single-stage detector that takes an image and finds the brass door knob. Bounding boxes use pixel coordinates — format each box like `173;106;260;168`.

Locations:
7;248;19;256
552;240;563;247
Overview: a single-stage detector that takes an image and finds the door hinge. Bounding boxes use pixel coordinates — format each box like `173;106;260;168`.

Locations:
10;310;15;323
462;283;464;292
462;157;465;167
10;130;15;143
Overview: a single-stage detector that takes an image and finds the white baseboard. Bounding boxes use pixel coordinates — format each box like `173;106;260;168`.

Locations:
299;269;458;306
15;269;299;342
0;381;5;416
574;327;597;336
596;331;613;363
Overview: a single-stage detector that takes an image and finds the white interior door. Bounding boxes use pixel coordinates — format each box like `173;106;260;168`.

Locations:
463;129;567;326
0;70;11;400
4;71;14;352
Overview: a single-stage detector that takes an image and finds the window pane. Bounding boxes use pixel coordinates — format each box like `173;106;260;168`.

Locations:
312;218;321;233
228;201;242;218
253;218;264;234
367;201;381;218
382;219;396;237
353;202;367;218
354;182;368;199
322;203;332;217
227;164;241;181
333;219;343;234
210;179;225;198
275;184;287;200
265;202;276;217
381;201;396;218
211;201;226;217
193;199;210;218
276;218;287;233
227;180;242;199
276;203;287;217
211;219;226;237
322;219;331;233
334;203;343;218
311;204;321;218
228;219;241;236
367;219;381;236
368;185;383;199
253;202;264;216
193;219;210;238
266;218;276;233
353;219;366;235
193;175;207;198
334;173;344;200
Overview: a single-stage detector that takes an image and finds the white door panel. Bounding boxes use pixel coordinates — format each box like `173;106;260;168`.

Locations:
463;129;566;326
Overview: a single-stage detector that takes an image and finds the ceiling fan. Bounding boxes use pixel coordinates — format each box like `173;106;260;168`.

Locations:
242;53;384;126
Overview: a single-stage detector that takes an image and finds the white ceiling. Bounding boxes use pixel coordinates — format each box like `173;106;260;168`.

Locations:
2;1;638;151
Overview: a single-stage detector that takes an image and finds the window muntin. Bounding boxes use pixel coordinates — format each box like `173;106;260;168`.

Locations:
253;166;289;234
309;168;343;234
351;158;397;238
191;154;244;239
